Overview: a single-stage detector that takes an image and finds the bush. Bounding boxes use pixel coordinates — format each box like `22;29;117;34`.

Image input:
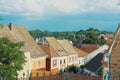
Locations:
80;65;84;69
68;65;78;73
59;69;64;74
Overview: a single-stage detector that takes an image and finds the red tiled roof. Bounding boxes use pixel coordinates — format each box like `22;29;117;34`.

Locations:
76;48;88;57
76;44;98;57
40;44;58;58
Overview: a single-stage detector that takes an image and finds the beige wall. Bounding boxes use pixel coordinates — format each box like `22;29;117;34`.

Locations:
17;52;32;79
59;56;67;70
67;54;78;66
32;56;46;70
51;57;59;70
78;57;84;66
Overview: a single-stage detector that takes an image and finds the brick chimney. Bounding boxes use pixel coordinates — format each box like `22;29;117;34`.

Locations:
8;22;13;31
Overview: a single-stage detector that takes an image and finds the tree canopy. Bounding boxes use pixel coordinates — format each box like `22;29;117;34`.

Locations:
84;29;99;44
29;28;113;46
0;37;26;79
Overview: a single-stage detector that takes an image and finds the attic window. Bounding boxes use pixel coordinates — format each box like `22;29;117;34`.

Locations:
58;50;63;52
58;50;61;52
60;60;62;64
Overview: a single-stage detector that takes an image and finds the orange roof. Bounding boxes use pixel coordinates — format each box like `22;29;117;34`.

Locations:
76;48;88;57
40;44;58;58
81;44;99;49
78;48;97;53
76;47;97;57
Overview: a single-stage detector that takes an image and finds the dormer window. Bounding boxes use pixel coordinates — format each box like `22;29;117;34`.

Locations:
58;50;63;52
58;50;61;52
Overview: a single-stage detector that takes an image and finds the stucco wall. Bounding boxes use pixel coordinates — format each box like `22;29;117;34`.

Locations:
51;57;59;70
59;56;67;70
78;57;84;66
32;56;46;70
17;52;32;79
67;54;78;66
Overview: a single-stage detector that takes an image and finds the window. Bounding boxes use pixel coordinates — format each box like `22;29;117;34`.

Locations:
64;59;65;64
75;56;77;61
72;56;74;61
69;57;71;62
38;61;40;67
53;59;57;67
79;60;80;64
60;60;62;64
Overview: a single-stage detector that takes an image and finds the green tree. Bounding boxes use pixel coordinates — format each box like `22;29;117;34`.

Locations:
29;30;43;39
43;30;52;37
68;65;78;73
99;36;106;45
0;37;26;79
84;30;99;44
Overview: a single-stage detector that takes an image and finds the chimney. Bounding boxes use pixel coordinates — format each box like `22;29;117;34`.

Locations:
8;22;13;31
41;38;45;45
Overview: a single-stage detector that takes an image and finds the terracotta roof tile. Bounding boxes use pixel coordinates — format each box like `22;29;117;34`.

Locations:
40;44;58;58
76;47;97;57
76;48;88;57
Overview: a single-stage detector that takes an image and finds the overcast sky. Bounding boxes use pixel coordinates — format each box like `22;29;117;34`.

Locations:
0;0;120;32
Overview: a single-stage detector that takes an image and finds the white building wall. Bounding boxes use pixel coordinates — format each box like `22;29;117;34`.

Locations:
78;57;84;66
51;57;59;70
17;52;32;79
58;56;67;70
67;54;78;66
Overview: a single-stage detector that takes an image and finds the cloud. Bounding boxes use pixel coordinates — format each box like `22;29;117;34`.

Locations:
52;0;120;14
0;0;120;17
53;0;80;14
0;0;45;17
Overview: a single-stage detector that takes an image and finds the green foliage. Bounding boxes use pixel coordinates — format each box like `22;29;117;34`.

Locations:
99;36;106;45
68;65;78;73
84;30;99;44
0;37;26;79
59;69;64;74
29;28;113;46
80;65;84;69
29;29;43;39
